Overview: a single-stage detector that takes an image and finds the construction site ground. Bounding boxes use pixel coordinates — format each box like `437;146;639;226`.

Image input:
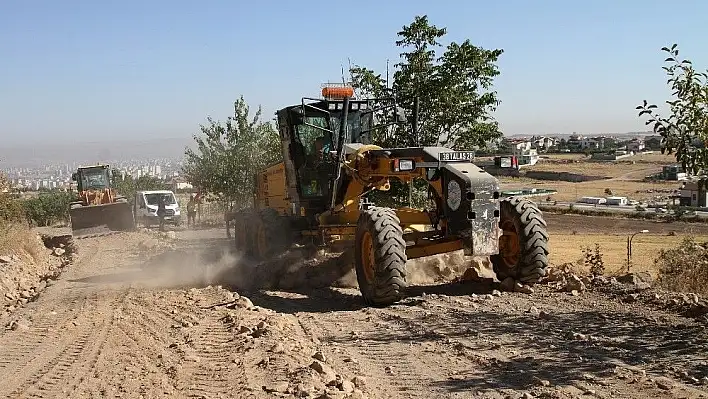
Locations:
1;213;708;399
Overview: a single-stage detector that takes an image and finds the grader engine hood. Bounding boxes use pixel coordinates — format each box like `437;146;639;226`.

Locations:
438;156;501;256
350;144;503;257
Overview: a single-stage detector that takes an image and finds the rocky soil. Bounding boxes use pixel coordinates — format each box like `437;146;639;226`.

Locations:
0;226;707;398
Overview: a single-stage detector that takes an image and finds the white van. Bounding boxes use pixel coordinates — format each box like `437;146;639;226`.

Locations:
134;190;182;227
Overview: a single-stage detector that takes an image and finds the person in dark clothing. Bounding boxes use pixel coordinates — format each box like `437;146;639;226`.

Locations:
186;194;197;228
157;195;167;232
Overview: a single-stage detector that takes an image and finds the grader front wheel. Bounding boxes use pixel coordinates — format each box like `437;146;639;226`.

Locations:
491;197;550;283
354;207;408;306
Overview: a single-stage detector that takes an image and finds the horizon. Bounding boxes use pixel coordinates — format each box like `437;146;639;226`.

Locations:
0;129;656;152
2;1;707;146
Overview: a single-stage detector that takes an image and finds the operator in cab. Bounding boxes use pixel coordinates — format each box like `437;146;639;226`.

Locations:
310;136;331;166
302;136;333;196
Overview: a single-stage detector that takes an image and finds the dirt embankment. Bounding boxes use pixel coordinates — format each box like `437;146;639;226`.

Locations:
1;225;77;316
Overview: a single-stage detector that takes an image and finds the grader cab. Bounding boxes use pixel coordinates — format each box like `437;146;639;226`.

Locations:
231;85;549;306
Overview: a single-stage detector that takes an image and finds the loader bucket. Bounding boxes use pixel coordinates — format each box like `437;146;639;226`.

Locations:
69;202;135;238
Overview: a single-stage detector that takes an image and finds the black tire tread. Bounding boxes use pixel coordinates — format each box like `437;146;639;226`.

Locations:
492;197;550;284
232;211;249;253
255;208;290;259
354;207;408;306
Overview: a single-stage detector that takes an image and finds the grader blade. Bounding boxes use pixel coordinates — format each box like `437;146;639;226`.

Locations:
69;202;135;238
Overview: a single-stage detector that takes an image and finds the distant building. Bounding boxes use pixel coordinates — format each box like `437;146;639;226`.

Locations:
605;196;628;206
579;137;605;150
644;135;663;150
172;177;193;191
579;196;607;205
507;139;532;152
680;179;708;207
516;148;539;166
627;139;646;152
531;136;558;150
663;165;689;181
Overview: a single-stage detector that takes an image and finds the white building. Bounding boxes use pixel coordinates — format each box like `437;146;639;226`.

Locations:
579;138;604;150
627;139;646;152
516;148;539;166
579;196;607;205
172;177;193;191
605;196;628;206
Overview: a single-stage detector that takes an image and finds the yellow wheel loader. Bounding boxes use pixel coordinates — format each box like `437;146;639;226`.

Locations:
232;85;549;306
69;164;135;238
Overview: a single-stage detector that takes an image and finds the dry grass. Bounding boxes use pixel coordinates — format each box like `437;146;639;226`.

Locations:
0;222;47;264
549;232;707;277
652;237;708;295
499;152;680;202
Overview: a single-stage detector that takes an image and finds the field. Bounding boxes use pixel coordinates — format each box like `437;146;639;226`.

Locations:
545;213;708;276
488;152;699;275
498;152;680;203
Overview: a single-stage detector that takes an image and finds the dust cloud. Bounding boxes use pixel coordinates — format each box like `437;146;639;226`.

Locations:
124;243;356;292
93;233;481;293
132;246;481;292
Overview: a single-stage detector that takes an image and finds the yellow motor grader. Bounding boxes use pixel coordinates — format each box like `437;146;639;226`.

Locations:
231;85;549;306
69;164;135;237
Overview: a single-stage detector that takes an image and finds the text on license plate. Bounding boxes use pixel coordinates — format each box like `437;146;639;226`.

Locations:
439;151;475;162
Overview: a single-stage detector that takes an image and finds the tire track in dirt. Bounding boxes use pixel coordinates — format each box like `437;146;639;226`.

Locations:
297;307;452;399
0;233;144;398
0;294;84;370
369;291;708;398
173;291;247;398
0;289;128;398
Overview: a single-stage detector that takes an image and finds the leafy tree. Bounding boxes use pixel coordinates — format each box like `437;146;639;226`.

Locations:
645;136;662;151
182;96;281;208
349;15;504;150
637;44;708;174
110;172;166;206
0;173;24;224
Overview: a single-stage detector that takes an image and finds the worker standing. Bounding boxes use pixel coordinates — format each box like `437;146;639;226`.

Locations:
187;194;197;228
157;195;167;232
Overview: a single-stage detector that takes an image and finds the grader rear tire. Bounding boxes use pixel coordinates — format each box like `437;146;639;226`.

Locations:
491;197;549;283
253;208;290;260
233;212;250;254
354;207;408;306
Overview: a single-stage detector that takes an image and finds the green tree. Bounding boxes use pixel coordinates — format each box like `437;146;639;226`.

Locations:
349;15;504;150
0;173;24;224
637;44;708;174
645;136;662;151
110;172;166;206
182;96;281;208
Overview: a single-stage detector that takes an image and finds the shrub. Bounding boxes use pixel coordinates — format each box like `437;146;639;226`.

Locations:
582;243;605;277
21;191;74;227
654;236;708;295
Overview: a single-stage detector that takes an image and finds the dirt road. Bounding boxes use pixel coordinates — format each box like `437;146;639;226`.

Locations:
1;227;708;398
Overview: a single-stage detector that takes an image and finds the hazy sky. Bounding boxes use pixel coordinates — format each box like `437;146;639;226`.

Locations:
1;0;707;146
